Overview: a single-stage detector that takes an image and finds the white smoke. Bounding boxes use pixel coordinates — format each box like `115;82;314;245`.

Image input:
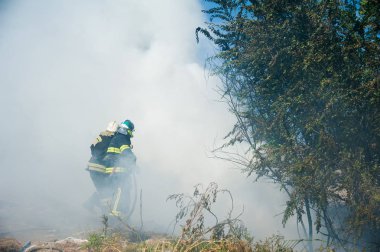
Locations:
0;0;296;241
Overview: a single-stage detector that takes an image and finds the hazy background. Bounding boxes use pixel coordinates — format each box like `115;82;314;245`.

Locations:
0;0;296;241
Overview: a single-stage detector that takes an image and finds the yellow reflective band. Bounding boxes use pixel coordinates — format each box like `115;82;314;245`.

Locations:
104;167;127;173
88;163;107;173
119;145;130;152
107;147;121;154
107;145;130;154
88;162;105;168
89;167;106;173
88;165;126;174
105;168;114;174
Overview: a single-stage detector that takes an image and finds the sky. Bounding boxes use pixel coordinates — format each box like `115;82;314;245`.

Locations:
0;0;297;242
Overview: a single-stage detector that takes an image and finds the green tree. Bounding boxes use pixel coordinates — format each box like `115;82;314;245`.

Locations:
198;0;380;249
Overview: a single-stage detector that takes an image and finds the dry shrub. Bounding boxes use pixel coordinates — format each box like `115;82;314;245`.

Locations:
0;238;22;252
85;183;299;251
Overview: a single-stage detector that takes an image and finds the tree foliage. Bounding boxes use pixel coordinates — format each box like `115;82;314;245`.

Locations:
199;0;380;248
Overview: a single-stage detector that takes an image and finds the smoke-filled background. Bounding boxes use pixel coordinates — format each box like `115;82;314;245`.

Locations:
0;0;296;241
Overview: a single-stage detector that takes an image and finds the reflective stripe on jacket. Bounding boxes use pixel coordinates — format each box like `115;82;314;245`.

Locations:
107;145;130;154
106;131;131;155
103;130;133;169
88;162;127;173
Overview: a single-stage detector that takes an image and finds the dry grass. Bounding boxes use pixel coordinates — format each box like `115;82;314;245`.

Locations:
83;183;299;251
82;234;300;252
83;183;335;251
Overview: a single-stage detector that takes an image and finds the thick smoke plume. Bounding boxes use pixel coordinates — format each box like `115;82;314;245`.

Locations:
0;0;295;241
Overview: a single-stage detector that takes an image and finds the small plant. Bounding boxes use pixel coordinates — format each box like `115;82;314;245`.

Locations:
84;233;104;252
83;215;123;252
167;182;254;251
102;214;109;236
83;233;126;252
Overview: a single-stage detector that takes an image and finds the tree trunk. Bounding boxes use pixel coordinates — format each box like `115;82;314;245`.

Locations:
305;197;313;252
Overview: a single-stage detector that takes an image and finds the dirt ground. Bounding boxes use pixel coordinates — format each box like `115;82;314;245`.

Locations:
0;237;88;251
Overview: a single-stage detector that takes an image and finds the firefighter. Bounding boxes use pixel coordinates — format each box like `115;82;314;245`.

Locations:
88;120;119;171
103;119;136;216
84;121;119;213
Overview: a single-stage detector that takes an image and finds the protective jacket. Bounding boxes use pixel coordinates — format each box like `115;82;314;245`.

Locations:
88;131;115;172
103;126;135;172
